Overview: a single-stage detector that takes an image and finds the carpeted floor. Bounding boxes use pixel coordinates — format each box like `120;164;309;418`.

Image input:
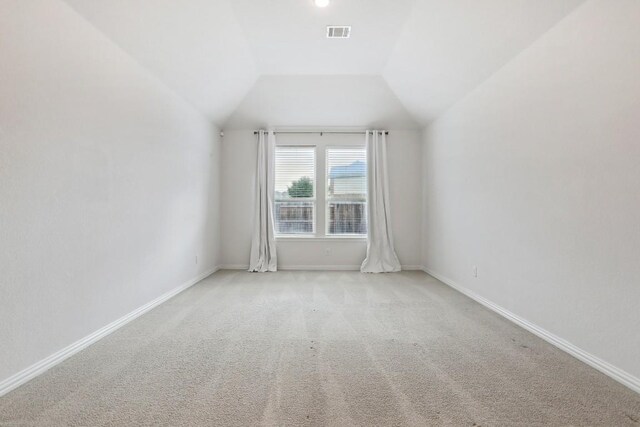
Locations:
1;270;639;426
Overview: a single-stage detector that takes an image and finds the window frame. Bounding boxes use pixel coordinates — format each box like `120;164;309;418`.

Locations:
324;145;368;238
273;144;318;237
273;139;368;240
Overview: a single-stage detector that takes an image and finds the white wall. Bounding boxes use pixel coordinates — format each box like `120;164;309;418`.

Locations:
0;0;221;384
221;130;422;269
422;0;640;380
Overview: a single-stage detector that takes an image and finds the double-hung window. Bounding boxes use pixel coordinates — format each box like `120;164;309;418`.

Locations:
274;146;316;235
326;147;367;236
273;141;367;237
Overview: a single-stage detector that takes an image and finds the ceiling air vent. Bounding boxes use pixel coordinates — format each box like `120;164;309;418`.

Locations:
326;26;351;39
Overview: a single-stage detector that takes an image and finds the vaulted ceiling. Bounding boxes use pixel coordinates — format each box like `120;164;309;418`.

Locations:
64;0;586;128
224;75;419;129
229;0;415;75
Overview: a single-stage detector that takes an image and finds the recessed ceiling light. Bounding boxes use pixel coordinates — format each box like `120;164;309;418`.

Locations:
314;0;330;8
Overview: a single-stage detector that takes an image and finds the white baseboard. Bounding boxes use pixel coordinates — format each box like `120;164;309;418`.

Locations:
422;266;640;395
400;265;424;271
220;264;423;271
0;266;220;397
218;264;249;270
279;264;361;271
220;264;360;271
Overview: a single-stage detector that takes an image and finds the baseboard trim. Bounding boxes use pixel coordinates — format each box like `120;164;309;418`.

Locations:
400;265;424;271
279;264;361;271
219;264;250;270
422;267;640;395
220;264;423;271
0;266;219;397
220;264;361;271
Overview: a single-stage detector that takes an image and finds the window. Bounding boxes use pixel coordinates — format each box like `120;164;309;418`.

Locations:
326;147;367;235
273;141;367;238
274;146;316;235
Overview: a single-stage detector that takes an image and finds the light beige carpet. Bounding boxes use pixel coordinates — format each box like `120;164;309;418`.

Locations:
1;270;639;426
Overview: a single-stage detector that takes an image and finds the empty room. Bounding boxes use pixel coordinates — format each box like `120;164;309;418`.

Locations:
1;0;639;425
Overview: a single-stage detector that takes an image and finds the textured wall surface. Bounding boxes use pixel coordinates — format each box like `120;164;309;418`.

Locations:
422;0;640;379
0;0;222;383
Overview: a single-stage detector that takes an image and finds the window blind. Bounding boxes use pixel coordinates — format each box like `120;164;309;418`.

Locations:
326;147;367;235
274;146;316;235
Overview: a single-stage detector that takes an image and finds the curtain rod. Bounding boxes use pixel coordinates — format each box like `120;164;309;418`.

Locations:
253;130;389;135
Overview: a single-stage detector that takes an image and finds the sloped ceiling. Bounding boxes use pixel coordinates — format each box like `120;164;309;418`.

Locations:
229;0;415;75
63;0;586;128
383;0;585;124
63;0;258;124
224;75;419;129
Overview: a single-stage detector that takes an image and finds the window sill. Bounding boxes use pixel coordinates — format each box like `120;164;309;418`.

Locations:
276;235;367;242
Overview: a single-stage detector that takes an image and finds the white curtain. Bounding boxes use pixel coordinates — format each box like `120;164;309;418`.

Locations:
248;131;277;272
361;130;401;273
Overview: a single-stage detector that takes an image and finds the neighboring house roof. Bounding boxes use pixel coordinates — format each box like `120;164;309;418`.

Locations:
329;161;366;179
